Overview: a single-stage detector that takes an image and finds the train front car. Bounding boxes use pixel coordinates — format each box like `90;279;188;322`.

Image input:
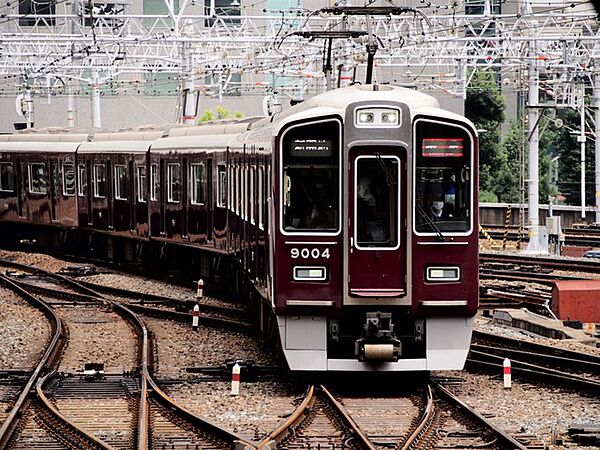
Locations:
271;84;478;371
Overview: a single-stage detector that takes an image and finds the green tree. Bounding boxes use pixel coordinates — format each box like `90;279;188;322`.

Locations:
198;106;245;123
465;70;507;201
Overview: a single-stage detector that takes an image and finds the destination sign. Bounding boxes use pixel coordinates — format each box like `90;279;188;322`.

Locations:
291;138;333;157
422;138;464;157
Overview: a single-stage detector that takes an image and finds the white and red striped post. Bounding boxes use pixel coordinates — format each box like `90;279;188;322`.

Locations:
503;358;512;388
196;279;204;299
231;362;241;396
191;304;200;331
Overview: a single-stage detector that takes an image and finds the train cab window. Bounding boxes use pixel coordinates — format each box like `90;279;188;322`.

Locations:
228;165;233;210
0;163;15;192
77;164;87;196
167;163;181;203
136;166;147;203
190;163;206;205
62;164;75;196
414;119;472;234
93;164;107;198
217;165;226;208
235;165;240;215
28;163;48;194
355;155;400;248
150;164;159;201
114;165;127;200
281;119;340;233
258;166;264;229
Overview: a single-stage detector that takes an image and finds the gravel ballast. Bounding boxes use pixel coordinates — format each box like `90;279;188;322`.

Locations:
0;286;50;370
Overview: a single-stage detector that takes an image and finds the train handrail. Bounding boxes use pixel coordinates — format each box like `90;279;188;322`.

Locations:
0;273;65;447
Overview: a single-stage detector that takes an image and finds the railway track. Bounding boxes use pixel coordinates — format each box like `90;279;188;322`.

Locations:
255;382;527;450
468;330;600;394
480;226;600;247
0;259;256;450
480;252;600;274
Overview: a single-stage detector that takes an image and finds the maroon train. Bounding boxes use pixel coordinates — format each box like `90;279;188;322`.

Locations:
0;84;478;371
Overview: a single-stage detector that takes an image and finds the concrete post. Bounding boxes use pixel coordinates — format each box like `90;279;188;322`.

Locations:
579;84;587;220
24;88;34;128
90;70;101;128
67;79;76;128
595;74;600;223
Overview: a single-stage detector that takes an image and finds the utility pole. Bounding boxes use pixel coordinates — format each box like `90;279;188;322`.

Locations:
181;42;196;125
66;79;75;127
579;83;587;221
90;69;101;128
595;73;600;223
24;87;34;128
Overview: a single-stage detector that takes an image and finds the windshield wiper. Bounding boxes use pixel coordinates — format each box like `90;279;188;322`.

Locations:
416;202;445;241
375;152;396;187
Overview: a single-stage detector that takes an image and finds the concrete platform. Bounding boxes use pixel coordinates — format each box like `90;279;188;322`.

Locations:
492;308;598;345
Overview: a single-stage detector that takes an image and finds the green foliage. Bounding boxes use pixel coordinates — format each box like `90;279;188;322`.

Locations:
197;106;245;123
479;190;498;203
465;70;508;201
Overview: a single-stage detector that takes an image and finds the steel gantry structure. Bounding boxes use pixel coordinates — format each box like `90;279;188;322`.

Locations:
1;0;600;234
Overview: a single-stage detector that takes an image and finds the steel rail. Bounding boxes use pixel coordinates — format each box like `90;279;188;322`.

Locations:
0;273;65;447
0;273;114;449
398;385;435;450
480;252;600;273
468;350;600;393
255;385;315;449
61;270;255;449
472;330;600;365
35;371;117;450
430;381;529;450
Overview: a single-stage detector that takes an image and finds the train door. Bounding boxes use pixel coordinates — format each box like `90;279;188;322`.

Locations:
347;148;406;297
106;159;113;229
182;157;189;238
128;160;135;231
49;158;59;222
159;158;166;235
15;157;26;218
206;157;213;242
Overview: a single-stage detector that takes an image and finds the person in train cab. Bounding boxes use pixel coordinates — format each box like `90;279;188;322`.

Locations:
442;173;457;219
357;177;386;242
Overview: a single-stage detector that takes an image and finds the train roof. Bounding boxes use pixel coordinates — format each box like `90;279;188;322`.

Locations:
271;84;475;135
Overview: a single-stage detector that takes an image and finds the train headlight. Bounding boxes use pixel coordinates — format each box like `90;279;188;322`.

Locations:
426;266;460;282
293;266;327;281
355;108;401;128
358;112;375;124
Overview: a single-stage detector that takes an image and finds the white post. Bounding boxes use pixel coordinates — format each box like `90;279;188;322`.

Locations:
595;74;600;224
579;83;587;221
67;79;76;128
191;303;200;331
181;43;196;125
90;70;101;128
526;52;541;251
231;362;240;396
25;88;34;128
196;279;204;299
503;358;512;388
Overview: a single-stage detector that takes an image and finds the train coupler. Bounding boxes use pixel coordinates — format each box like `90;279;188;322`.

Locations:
355;311;401;362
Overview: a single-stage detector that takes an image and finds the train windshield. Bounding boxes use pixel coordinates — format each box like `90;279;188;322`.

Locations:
415;120;472;234
281;120;340;233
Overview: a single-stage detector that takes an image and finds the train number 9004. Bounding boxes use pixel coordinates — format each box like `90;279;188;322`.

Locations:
290;248;331;259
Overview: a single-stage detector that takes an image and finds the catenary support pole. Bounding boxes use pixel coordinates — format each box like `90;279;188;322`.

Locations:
90;70;101;128
67;79;75;128
24;88;34;128
595;73;600;223
580;83;587;221
527;49;540;250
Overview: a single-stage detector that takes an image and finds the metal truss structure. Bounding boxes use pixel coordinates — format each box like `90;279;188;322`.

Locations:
0;1;599;97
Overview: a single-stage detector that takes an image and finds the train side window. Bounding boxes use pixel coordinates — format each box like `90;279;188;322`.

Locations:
190;163;206;205
217;165;226;208
150;164;159;201
62;164;75;196
136;166;147;203
228;165;233;210
114;165;127;200
93;164;107;198
242;165;247;220
0;163;15;192
258;166;264;230
250;166;255;224
167;163;181;203
77;164;87;196
28;163;48;194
